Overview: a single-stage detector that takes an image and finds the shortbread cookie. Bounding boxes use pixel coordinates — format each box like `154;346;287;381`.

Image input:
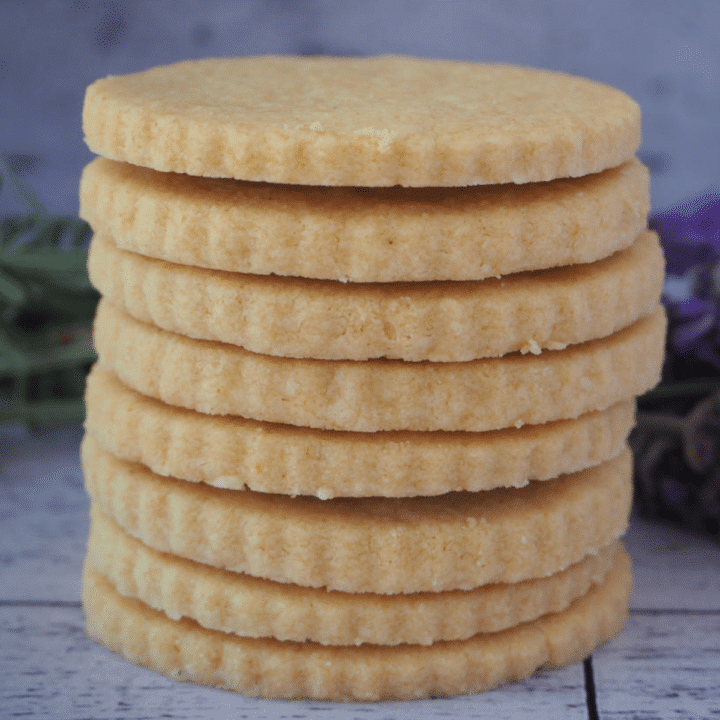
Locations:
93;299;666;432
81;435;633;594
79;157;649;282
88;230;663;362
85;366;635;498
88;505;622;646
82;56;640;187
83;550;632;701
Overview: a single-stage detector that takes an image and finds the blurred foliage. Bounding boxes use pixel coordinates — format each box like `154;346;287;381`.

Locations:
634;192;720;541
0;156;98;429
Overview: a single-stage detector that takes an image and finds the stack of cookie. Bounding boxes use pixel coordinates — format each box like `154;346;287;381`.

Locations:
78;56;666;701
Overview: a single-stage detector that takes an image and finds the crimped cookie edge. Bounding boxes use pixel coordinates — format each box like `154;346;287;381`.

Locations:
85;365;636;497
82;56;641;187
79;156;649;282
87;505;622;645
82;550;632;701
92;300;666;432
87;230;663;361
81;435;633;594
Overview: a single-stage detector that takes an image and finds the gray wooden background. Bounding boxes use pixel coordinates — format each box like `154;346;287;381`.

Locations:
1;0;719;216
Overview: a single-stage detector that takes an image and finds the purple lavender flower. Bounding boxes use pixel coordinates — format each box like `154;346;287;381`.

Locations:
667;293;720;372
651;189;720;275
653;192;720;379
635;190;720;541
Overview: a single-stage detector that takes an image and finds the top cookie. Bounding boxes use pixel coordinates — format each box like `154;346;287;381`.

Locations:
83;56;641;186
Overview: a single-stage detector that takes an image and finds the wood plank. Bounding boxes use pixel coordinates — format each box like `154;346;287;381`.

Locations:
625;513;720;611
0;425;87;602
592;610;720;719
0;604;589;719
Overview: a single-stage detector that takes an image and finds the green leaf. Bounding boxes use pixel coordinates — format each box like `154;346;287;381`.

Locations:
0;326;33;374
0;248;94;296
0;159;97;429
0;396;86;427
0;155;48;223
0;268;29;306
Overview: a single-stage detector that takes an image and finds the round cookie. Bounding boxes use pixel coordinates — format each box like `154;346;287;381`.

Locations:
80;157;649;282
88;230;663;361
82;56;641;187
87;506;622;646
81;435;633;595
92;299;666;432
85;366;635;498
83;551;632;701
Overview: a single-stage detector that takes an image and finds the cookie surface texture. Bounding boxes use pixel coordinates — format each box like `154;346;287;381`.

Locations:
83;56;640;186
85;366;635;498
88;230;663;361
82;549;632;701
81;435;633;594
79;157;649;282
93;299;666;432
87;504;622;646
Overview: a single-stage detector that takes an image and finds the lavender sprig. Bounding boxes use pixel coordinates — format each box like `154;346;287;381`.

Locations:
635;190;720;540
0;157;98;430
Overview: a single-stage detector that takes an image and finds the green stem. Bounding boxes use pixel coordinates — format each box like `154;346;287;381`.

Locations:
635;411;686;436
0;155;48;224
641;379;720;402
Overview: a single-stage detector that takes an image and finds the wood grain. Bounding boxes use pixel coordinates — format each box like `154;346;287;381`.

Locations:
593;611;720;720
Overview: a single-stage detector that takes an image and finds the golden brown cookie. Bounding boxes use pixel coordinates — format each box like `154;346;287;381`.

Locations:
92;299;666;432
85;366;635;498
81;435;633;594
87;505;622;646
88;230;663;361
82;56;640;186
79;156;649;282
82;548;632;701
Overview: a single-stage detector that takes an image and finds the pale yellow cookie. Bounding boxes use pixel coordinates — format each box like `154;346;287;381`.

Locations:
85;366;635;498
93;299;666;432
88;230;663;361
87;505;622;646
82;56;640;187
79;156;649;282
81;435;633;594
82;549;632;701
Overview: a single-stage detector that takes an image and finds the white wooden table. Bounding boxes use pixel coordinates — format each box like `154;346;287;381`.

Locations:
2;423;719;720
